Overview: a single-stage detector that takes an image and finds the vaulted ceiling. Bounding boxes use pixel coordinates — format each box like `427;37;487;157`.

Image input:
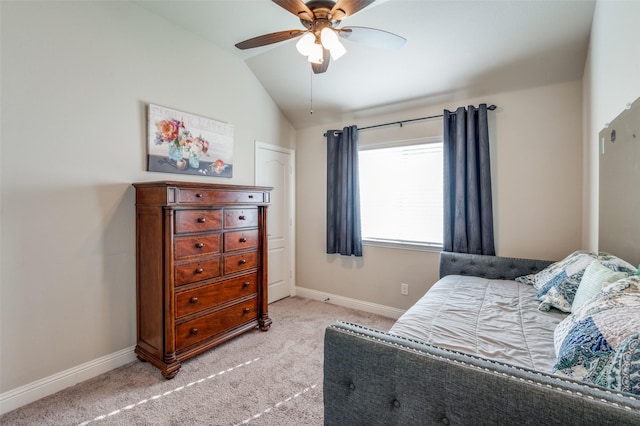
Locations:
137;0;596;129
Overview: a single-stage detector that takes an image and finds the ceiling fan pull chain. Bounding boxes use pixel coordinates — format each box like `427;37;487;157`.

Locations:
310;68;314;115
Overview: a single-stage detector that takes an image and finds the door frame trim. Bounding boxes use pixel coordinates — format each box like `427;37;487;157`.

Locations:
254;141;296;299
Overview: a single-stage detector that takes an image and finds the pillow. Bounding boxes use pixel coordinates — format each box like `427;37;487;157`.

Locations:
553;276;640;394
602;333;640;395
554;274;638;355
597;252;637;275
571;261;628;312
515;250;599;312
516;250;637;313
515;250;596;288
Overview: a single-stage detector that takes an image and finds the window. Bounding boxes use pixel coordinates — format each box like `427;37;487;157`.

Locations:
358;137;443;250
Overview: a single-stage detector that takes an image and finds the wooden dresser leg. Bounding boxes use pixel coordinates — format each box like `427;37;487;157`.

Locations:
259;313;272;331
162;365;181;379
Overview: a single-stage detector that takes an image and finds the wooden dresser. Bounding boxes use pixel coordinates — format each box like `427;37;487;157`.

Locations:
133;181;272;378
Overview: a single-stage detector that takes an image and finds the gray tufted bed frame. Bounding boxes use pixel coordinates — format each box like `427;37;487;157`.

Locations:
323;251;640;425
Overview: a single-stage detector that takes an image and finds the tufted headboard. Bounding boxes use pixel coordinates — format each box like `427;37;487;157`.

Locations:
439;251;554;281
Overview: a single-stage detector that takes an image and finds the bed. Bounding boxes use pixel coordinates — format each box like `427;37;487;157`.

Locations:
323;251;640;425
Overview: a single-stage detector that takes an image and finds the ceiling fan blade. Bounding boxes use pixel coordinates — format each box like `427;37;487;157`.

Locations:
272;0;314;22
235;29;305;50
331;0;376;21
311;48;331;74
338;26;406;49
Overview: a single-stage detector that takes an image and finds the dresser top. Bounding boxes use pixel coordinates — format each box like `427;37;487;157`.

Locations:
133;181;272;206
133;180;272;192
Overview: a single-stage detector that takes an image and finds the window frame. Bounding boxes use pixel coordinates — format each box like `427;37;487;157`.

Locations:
358;136;444;253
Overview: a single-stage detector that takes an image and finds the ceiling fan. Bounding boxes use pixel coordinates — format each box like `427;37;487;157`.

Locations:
235;0;406;74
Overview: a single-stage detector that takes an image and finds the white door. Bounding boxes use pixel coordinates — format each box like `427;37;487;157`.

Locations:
255;142;295;303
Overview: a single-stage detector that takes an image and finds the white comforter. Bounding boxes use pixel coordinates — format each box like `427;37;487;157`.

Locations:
389;275;567;372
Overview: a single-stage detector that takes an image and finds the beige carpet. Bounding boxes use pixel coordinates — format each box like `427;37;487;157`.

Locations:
1;297;396;425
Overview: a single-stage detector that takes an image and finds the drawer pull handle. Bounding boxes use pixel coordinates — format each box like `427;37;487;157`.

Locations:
190;297;199;304
238;215;246;220
195;193;203;198
248;195;254;199
195;268;204;274
195;242;205;248
197;217;206;223
239;259;247;265
242;282;250;288
240;237;247;243
243;307;251;314
190;328;199;335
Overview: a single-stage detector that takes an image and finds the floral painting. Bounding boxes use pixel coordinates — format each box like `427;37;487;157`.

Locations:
147;104;233;177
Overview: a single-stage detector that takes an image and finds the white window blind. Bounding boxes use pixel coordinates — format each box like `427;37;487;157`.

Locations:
359;140;443;247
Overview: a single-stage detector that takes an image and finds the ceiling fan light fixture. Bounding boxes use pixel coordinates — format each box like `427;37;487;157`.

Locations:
329;41;346;60
308;42;324;64
320;27;346;60
295;32;315;56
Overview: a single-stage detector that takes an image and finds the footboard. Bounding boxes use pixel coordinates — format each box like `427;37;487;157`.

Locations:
324;321;640;425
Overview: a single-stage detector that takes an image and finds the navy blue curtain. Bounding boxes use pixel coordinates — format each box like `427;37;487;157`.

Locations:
443;104;495;255
326;125;362;256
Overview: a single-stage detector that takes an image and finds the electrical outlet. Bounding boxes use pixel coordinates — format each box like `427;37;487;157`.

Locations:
401;283;409;296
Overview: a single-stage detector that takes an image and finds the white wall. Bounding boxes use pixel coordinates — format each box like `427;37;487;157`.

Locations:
296;80;584;311
582;0;640;253
0;0;294;398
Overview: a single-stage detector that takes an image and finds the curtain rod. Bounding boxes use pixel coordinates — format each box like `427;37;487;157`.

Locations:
323;104;497;137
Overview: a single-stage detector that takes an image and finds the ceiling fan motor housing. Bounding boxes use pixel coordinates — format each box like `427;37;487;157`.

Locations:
300;0;347;26
304;19;334;40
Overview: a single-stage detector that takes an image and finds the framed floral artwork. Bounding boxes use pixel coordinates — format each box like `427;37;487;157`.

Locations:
147;104;234;177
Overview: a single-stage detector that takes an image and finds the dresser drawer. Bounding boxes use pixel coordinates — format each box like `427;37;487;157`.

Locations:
175;234;221;259
175;210;222;234
179;189;264;204
224;229;259;252
224;251;258;274
175;298;258;350
175;273;258;319
224;208;258;229
175;257;221;286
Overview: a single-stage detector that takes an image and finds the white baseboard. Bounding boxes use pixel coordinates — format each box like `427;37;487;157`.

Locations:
1;292;403;415
0;345;137;415
294;286;406;320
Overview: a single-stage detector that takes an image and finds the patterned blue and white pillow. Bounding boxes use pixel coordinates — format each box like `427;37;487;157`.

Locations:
516;251;598;312
598;252;638;275
516;251;636;312
553;275;640;395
